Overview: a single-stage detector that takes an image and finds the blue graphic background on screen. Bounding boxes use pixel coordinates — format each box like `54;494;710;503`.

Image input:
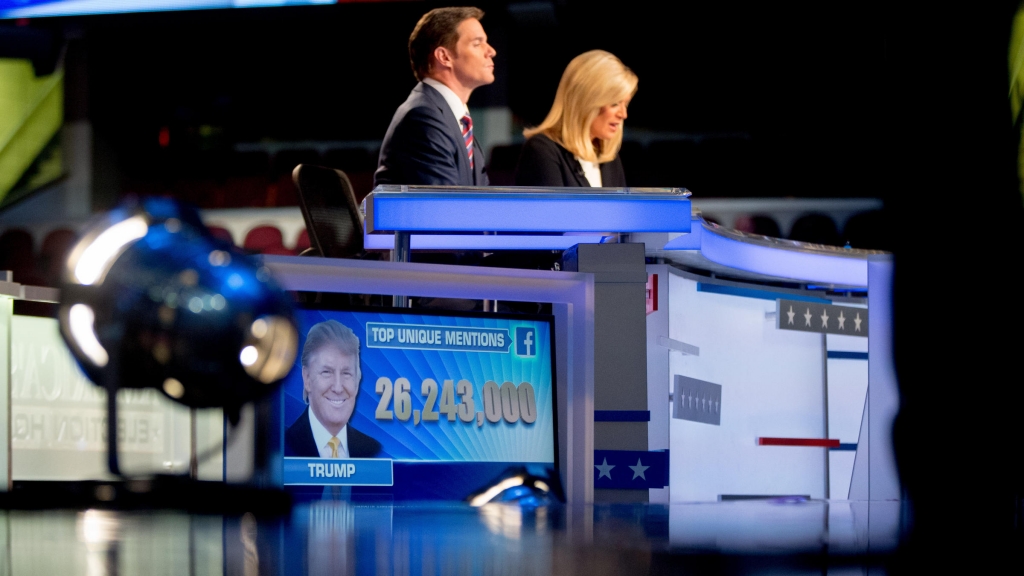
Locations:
282;309;554;463
0;1;332;19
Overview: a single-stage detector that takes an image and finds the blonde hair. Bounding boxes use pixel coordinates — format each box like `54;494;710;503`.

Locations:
524;50;637;163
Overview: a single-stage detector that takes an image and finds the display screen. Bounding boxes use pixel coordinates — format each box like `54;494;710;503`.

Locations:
279;301;558;500
0;0;334;19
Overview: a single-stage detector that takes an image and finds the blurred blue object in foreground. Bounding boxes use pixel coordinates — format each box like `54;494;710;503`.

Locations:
57;196;299;424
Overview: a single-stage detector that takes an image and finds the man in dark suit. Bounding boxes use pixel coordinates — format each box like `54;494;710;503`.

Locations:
374;6;495;187
285;320;382;458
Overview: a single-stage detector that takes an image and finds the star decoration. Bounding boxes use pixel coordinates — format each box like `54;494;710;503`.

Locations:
786;305;795;325
820;308;829;328
803;308;812;327
629;458;650;480
854;313;862;332
595;458;615;480
837;311;846;330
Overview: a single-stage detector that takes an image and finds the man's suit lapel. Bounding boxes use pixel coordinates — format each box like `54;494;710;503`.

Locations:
419;82;473;185
473;138;485;185
298;408;319;457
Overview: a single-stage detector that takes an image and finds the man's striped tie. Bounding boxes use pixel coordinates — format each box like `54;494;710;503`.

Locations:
461;114;474;169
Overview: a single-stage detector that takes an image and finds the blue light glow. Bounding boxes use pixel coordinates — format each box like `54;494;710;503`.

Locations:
0;0;334;19
366;192;691;233
699;228;869;287
363;231;611;250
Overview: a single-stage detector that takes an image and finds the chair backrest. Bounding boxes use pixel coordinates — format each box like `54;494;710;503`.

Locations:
291;164;364;258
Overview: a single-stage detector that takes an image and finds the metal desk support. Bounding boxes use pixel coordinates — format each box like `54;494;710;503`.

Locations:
391;231;412;307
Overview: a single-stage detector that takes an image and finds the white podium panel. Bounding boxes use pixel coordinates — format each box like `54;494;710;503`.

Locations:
666;271;827;501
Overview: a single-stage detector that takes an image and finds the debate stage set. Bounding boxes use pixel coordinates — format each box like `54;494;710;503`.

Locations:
0;1;929;574
0;185;901;573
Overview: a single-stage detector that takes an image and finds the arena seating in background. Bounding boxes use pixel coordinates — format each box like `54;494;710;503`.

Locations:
110;130;888;213
322;148;378;204
38;228;77;285
114;143;382;211
788;213;842;247
295;228;311;254
267;173;301;207
243;225;293;256
693;198;884;249
0;217;320;292
732;215;782;238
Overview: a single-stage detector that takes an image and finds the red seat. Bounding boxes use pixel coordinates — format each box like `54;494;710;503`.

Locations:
268;174;300;207
243;225;292;255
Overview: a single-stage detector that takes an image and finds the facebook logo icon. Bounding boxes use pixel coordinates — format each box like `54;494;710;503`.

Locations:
515;327;536;357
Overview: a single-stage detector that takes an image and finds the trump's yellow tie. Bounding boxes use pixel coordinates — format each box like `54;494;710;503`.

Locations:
327;436;340;458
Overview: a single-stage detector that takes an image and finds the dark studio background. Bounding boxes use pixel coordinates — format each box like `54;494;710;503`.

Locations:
6;0;887;211
3;0;1024;568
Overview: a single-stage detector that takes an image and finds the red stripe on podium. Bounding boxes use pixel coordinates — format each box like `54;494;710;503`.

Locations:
757;437;840;448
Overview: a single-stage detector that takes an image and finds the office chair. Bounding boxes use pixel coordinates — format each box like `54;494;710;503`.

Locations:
291;164;366;259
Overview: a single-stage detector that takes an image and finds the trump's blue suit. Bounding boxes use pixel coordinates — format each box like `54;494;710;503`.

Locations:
284;408;382;458
374;82;488;187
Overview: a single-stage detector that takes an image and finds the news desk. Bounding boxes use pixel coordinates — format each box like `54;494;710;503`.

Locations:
357;186;897;506
0;186;901;565
362;185;693;258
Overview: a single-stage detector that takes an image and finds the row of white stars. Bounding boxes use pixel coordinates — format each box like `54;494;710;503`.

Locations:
595;457;649;480
785;305;863;332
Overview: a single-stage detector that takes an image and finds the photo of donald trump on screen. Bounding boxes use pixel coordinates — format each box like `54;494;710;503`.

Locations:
285;320;382;458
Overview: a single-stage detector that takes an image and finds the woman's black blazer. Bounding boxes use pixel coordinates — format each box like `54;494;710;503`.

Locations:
514;134;627;188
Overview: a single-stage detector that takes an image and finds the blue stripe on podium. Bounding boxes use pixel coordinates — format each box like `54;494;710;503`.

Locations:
697;282;832;304
830;443;859;451
594;410;651;422
826;351;869;360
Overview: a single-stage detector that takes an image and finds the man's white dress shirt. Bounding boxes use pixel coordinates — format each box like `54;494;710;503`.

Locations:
423;77;471;133
308;408;349;459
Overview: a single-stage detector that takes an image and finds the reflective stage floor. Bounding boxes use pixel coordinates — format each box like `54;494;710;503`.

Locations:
1;499;901;575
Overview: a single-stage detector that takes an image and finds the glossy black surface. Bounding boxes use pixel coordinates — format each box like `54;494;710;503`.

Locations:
1;500;899;575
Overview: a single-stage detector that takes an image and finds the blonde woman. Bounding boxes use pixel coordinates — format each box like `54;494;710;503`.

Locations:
514;50;637;187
